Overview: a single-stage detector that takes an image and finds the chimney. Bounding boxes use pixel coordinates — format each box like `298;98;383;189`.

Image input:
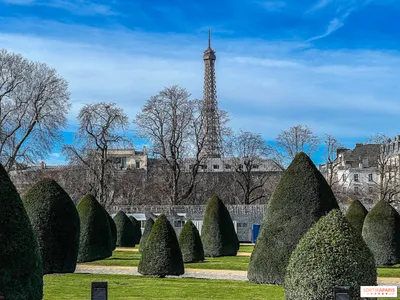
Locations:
40;161;46;169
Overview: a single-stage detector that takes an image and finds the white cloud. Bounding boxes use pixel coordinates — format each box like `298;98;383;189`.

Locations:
1;0;117;15
1;20;400;147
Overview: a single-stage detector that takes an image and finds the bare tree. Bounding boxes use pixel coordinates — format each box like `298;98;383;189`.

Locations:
0;49;70;171
227;130;283;204
322;134;344;187
275;124;320;164
366;133;400;203
62;102;131;206
134;85;230;205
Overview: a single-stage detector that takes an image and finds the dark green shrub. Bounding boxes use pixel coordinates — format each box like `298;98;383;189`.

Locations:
285;209;376;300
129;215;142;244
107;213;117;250
179;220;204;263
0;164;43;299
140;218;155;252
22;178;80;274
201;195;239;257
345;199;368;235
77;194;113;262
248;152;339;285
362;200;400;265
138;214;184;277
114;211;135;247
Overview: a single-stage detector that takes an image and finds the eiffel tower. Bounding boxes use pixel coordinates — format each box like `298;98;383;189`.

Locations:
202;29;221;158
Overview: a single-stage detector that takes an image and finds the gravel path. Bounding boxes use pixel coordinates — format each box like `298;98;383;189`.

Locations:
75;265;400;285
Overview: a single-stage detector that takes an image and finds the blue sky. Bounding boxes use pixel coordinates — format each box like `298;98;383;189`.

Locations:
1;0;400;165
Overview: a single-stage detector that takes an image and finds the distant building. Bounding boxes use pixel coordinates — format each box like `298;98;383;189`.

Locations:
319;143;380;201
107;147;148;170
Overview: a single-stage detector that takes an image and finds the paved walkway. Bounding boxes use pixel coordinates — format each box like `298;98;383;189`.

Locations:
75;265;400;285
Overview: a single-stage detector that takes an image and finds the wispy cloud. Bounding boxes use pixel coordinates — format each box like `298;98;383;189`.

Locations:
305;0;372;42
306;7;353;42
1;0;117;16
1;18;400;160
307;0;334;14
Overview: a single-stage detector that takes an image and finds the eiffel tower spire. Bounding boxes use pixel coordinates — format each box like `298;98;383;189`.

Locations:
202;29;221;158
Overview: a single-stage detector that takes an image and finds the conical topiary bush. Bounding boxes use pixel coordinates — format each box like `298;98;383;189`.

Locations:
77;194;113;262
140;218;155;252
285;209;376;300
129;215;142;244
107;213;117;250
248;152;339;285
201;195;239;257
114;211;135;247
345;199;368;235
22;178;80;274
179;220;204;263
138;214;184;277
0;164;43;299
362;200;400;265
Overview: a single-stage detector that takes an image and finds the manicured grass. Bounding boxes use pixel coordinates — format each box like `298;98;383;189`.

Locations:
238;245;254;252
378;265;400;278
81;251;250;271
43;274;284;299
82;250;400;278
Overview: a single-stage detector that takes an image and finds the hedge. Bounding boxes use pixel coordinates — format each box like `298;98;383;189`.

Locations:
0;164;43;299
22;178;80;274
140;218;155;252
114;211;136;247
201;195;239;257
138;214;184;277
129;215;142;244
345;199;368;235
179;220;204;263
285;209;376;300
77;194;113;262
248;152;339;285
362;200;400;265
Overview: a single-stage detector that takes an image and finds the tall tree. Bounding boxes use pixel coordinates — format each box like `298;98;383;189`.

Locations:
366;133;400;203
275;125;320;164
322;134;344;187
0;49;70;171
62;102;130;206
134;85;230;205
227;130;283;204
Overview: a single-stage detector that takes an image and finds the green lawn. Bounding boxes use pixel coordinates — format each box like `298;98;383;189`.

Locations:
238;245;254;252
378;265;400;278
44;274;284;299
82;251;250;271
82;250;400;277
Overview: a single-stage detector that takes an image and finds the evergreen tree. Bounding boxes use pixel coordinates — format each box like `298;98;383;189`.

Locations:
22;178;80;274
248;152;339;285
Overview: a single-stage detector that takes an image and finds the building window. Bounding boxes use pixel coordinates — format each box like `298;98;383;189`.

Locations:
354;174;359;182
201;165;207;170
136;161;140;168
354;186;359;194
213;164;219;169
225;164;231;169
239;164;243;170
342;174;346;182
368;174;373;182
252;165;259;169
174;220;185;228
368;187;373;194
237;222;247;228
